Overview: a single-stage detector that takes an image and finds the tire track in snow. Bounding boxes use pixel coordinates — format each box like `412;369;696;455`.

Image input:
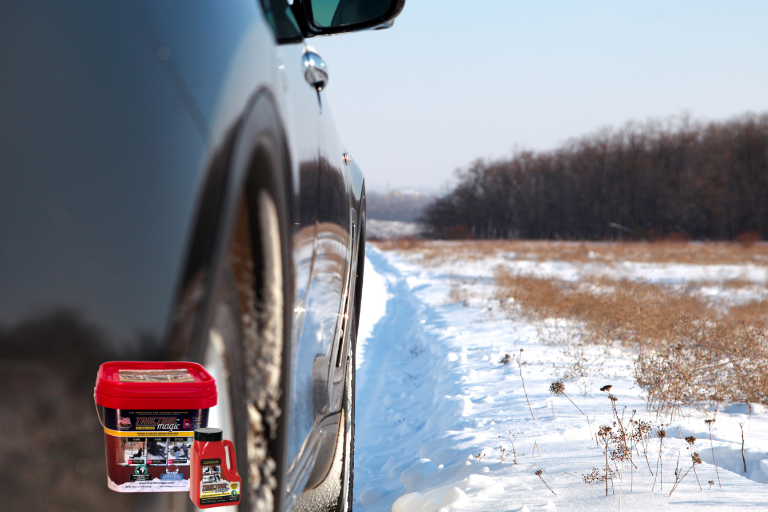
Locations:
354;247;484;511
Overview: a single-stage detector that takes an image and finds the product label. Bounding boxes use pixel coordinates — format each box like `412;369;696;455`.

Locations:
118;369;195;382
129;465;152;481
146;437;169;466
114;433;192;466
200;458;240;505
104;408;207;436
120;437;147;465
103;408;208;493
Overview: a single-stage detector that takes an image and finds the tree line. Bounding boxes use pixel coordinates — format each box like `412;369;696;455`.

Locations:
421;114;768;240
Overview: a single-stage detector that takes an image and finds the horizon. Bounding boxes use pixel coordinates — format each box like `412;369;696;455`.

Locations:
316;1;768;194
362;110;767;195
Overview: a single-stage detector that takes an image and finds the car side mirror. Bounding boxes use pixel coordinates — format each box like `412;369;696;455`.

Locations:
303;0;405;35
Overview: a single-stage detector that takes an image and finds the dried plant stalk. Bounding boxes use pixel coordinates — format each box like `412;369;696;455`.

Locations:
739;422;747;473
516;350;536;421
653;429;666;492
535;470;556;495
705;419;721;487
550;379;594;441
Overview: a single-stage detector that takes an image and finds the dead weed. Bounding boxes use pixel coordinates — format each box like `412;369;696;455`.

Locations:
495;268;768;412
373;240;768;266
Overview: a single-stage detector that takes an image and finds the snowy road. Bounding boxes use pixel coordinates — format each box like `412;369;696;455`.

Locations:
353;245;768;512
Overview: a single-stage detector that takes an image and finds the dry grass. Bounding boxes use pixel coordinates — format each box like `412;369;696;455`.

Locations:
373;239;768;266
729;300;768;325
495;271;710;351
634;320;768;416
494;269;768;414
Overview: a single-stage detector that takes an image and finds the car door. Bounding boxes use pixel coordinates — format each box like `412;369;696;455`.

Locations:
263;2;350;476
316;92;353;404
285;46;351;473
268;33;325;477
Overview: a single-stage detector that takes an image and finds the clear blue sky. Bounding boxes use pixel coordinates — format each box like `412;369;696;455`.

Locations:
315;1;768;193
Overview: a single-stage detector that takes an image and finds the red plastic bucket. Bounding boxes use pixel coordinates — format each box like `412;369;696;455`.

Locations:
94;361;217;493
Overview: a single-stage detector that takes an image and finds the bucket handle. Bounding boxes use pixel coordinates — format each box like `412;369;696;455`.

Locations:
224;440;237;474
94;390;106;429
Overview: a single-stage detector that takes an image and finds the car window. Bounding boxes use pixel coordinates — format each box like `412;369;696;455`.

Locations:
311;0;392;28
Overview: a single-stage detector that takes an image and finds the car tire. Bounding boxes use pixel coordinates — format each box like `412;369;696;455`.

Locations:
202;180;291;512
342;313;356;512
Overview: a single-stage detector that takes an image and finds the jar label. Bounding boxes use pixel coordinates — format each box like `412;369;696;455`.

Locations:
200;458;240;505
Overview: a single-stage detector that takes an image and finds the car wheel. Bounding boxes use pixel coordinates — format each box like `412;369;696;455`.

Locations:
203;184;289;512
342;318;356;512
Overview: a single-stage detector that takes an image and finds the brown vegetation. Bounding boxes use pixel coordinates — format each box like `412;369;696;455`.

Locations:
728;300;768;325
495;270;711;351
634;320;768;416
493;268;768;414
372;239;768;266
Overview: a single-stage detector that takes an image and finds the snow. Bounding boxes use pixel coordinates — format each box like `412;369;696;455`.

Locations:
357;247;390;370
353;245;768;511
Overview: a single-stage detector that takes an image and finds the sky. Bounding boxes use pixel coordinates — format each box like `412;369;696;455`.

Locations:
313;0;768;193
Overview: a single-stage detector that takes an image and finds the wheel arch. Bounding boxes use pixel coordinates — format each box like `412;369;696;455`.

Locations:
168;88;295;512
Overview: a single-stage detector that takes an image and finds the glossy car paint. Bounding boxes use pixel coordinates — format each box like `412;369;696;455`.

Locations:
0;0;378;510
0;1;207;347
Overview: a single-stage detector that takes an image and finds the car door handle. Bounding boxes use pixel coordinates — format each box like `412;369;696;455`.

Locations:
302;46;328;91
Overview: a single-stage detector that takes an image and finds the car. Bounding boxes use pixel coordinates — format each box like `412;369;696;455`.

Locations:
0;1;405;511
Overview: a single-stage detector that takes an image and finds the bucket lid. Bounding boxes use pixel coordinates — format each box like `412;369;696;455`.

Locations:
95;361;217;410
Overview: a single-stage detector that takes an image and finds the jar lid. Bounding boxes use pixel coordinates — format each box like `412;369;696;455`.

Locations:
194;428;223;442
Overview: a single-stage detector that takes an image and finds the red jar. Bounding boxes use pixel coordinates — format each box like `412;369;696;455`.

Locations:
94;361;217;493
190;428;241;508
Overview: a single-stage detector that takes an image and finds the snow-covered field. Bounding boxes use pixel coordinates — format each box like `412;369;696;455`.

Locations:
353;244;768;511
